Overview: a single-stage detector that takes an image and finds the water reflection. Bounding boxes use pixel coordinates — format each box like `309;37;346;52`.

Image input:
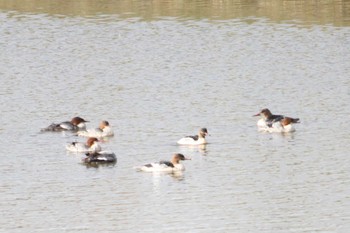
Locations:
258;131;296;140
83;161;117;169
169;171;185;180
178;144;208;155
150;170;185;187
0;0;349;26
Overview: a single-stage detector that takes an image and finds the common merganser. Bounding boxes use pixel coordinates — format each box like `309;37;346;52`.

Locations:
42;117;88;132
83;151;117;164
253;108;300;133
77;120;114;138
134;153;190;172
177;128;208;145
66;137;101;153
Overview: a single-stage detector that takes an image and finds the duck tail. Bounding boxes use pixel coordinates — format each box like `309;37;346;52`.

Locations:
281;117;300;126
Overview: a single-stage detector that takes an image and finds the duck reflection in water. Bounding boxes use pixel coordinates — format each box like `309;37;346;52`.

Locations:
178;144;207;155
83;161;117;169
150;170;185;193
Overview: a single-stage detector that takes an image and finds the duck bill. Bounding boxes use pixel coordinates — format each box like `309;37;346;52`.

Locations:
253;113;260;117
184;157;191;160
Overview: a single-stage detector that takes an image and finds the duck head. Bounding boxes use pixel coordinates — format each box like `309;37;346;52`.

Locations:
86;137;99;147
253;108;272;119
99;120;109;130
171;153;190;164
71;117;89;127
199;128;208;138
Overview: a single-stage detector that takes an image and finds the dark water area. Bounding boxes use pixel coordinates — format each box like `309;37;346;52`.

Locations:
1;0;350;26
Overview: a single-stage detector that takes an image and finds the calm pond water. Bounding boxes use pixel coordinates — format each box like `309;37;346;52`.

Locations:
1;1;350;232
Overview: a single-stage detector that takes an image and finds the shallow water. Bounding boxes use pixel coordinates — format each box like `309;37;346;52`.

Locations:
1;1;350;232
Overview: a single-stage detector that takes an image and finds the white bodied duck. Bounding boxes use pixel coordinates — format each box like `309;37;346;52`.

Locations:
66;137;101;153
77;120;114;138
41;116;88;132
253;108;300;133
134;153;190;172
177;128;208;145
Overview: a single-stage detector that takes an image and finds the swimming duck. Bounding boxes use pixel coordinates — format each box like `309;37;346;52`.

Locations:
66;137;101;153
42;117;88;132
134;153;190;172
253;108;300;133
177;128;208;145
77;120;114;138
83;151;117;164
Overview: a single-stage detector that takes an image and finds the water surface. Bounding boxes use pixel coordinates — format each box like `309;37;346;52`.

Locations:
0;1;350;232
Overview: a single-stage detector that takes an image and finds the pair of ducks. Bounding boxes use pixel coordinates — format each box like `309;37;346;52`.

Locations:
67;137;117;163
42;117;114;137
136;127;209;172
42;117;116;164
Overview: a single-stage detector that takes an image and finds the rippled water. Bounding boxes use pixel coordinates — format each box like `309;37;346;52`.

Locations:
1;1;350;232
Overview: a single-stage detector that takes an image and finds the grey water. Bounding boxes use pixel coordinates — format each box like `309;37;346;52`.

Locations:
1;1;350;232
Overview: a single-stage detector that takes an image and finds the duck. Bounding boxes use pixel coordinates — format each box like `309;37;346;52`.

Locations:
134;153;190;172
83;151;117;164
253;108;300;133
66;137;101;153
41;116;88;132
177;128;208;145
77;120;114;138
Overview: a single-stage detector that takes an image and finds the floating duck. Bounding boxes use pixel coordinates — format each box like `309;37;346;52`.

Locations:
177;128;208;145
42;116;88;132
134;153;190;172
66;137;101;153
77;120;114;138
83;151;117;164
253;108;300;133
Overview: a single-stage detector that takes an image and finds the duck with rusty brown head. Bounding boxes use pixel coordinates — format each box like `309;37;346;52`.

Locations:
253;108;300;133
41;116;88;132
